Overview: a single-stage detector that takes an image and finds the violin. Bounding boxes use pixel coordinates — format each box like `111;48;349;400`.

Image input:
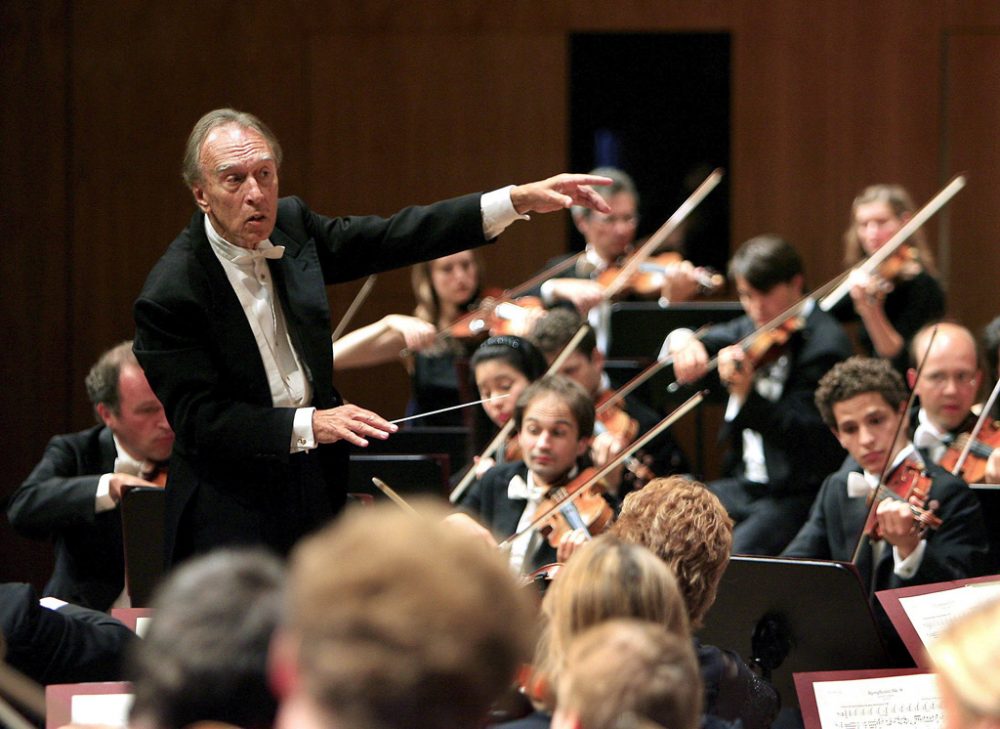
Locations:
820;175;966;313
595;251;725;300
940;418;1000;484
533;467;615;549
741;315;806;370
937;377;1000;483
863;457;943;541
500;390;706;547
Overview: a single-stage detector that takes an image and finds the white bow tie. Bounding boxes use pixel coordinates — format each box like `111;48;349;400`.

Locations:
913;423;952;451
507;474;547;502
231;245;285;277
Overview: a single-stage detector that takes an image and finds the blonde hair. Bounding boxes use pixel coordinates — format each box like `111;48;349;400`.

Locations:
928;596;1000;726
557;620;702;729
535;536;690;709
286;501;537;729
613;476;733;629
843;184;936;276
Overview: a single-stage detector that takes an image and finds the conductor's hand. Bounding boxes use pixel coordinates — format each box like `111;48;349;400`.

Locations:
312;405;397;447
510;173;613;215
670;336;710;384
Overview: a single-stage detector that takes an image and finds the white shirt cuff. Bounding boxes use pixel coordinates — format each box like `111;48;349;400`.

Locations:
658;327;694;361
39;596;69;610
893;539;927;578
292;407;317;453
96;474;118;513
482;185;529;240
539;279;558;307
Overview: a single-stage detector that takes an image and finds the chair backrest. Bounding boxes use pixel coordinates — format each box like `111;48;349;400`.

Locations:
120;486;166;608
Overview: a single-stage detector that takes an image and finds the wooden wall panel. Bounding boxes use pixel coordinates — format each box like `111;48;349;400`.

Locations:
942;29;1000;336
0;1;69;583
306;29;567;416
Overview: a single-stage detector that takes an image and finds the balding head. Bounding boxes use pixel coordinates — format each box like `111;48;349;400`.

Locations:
909;322;982;432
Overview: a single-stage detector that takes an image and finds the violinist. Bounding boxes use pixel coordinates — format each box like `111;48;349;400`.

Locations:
782;357;990;598
832;184;946;373
457;335;548;486
662;235;853;555
535;167;708;315
533;308;689;496
906;322;1000;483
333;250;488;426
455;375;608;574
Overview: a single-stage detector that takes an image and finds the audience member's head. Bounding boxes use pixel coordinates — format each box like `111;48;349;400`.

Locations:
534;536;689;709
553;619;703;729
271;501;537;729
613;476;733;629
927;597;1000;729
128;548;285;729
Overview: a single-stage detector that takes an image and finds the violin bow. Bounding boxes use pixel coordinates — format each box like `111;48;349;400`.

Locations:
820;174;966;312
499;390;706;547
0;663;45;729
331;274;378;343
599;326;712;414
850;325;939;565
602;169;724;300
371;477;422;516
448;324;592;504
951;376;1000;477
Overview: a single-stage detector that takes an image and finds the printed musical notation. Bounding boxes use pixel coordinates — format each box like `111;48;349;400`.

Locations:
813;673;942;729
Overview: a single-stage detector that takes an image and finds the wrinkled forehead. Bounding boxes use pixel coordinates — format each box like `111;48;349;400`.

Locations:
200;123;275;173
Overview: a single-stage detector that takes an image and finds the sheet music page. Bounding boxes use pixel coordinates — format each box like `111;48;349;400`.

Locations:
70;693;134;727
813;673;941;729
898;580;1000;646
135;615;153;637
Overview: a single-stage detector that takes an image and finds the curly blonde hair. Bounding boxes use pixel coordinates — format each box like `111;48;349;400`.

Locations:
612;476;733;629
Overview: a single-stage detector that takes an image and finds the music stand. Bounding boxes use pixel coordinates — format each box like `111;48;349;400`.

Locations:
120;486;166;608
875;573;1000;667
348;454;451;500
793;668;931;729
970;482;1000;571
698;556;890;710
604;301;743;359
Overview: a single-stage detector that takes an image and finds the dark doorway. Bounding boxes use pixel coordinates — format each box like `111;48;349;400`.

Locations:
569;33;731;273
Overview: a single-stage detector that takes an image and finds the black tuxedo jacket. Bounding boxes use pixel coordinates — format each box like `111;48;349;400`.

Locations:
7;426;125;611
134;194;488;563
782;454;992;592
700;305;852;496
0;582;133;685
461;460;560;572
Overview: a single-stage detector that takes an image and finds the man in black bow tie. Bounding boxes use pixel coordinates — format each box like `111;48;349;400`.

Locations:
7;341;174;609
133;108;613;566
